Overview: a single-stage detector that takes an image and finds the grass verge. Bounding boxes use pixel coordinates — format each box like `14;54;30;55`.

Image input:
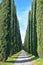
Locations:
26;52;43;65
0;51;21;65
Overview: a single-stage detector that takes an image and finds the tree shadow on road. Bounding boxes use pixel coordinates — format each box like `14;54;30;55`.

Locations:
6;56;39;63
6;59;31;63
11;56;28;58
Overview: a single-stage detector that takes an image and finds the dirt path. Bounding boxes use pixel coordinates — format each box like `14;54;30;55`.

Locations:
13;50;34;65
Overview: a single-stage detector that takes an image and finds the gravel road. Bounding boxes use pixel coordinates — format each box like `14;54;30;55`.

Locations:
13;50;34;65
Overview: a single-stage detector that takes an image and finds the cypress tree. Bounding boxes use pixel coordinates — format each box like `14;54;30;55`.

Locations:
14;12;18;53
24;33;27;51
36;0;43;58
24;10;31;53
16;20;22;51
0;0;11;61
0;0;22;61
28;11;32;53
30;2;34;54
14;14;22;53
0;1;3;61
28;18;31;52
10;0;15;56
30;0;37;56
24;28;29;52
33;0;37;56
24;0;38;56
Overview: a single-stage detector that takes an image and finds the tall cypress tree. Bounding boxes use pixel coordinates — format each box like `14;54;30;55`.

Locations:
28;11;32;53
30;4;33;54
10;1;22;55
24;27;29;52
14;14;22;53
10;0;15;56
29;11;32;54
30;0;38;56
0;1;3;61
0;0;11;61
24;32;27;51
16;20;22;51
36;0;43;58
30;0;37;56
14;11;18;53
0;0;22;61
24;0;38;56
33;0;37;56
24;11;31;53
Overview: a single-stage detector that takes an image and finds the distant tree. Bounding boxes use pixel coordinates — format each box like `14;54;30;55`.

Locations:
16;19;22;51
24;11;31;53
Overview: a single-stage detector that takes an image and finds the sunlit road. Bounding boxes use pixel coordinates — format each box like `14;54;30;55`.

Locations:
13;50;34;65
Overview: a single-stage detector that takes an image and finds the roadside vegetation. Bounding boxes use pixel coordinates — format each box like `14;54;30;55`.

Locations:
0;51;21;65
0;0;22;62
24;1;43;64
26;52;43;65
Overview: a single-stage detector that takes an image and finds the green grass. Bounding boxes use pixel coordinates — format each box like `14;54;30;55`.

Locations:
0;51;21;65
26;52;43;65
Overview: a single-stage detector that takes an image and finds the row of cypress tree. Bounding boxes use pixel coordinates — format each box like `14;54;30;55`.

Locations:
0;0;22;61
24;0;43;59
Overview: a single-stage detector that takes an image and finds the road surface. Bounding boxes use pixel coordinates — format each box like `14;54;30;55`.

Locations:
13;50;34;65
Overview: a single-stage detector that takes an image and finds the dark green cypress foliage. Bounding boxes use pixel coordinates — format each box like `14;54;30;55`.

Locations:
16;20;22;51
12;5;17;54
10;4;22;54
28;11;32;53
14;15;18;53
14;13;18;53
24;11;31;53
24;0;38;56
24;33;27;51
11;10;18;54
0;0;22;61
36;0;43;58
14;15;22;53
14;9;22;51
29;11;32;53
33;0;37;56
30;0;37;56
0;0;11;61
24;28;29;52
30;2;34;54
30;7;33;54
10;0;15;56
0;3;1;9
24;18;30;52
0;1;3;61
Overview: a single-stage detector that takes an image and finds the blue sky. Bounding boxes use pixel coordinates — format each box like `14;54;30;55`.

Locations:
15;0;32;43
0;0;32;43
0;0;1;3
